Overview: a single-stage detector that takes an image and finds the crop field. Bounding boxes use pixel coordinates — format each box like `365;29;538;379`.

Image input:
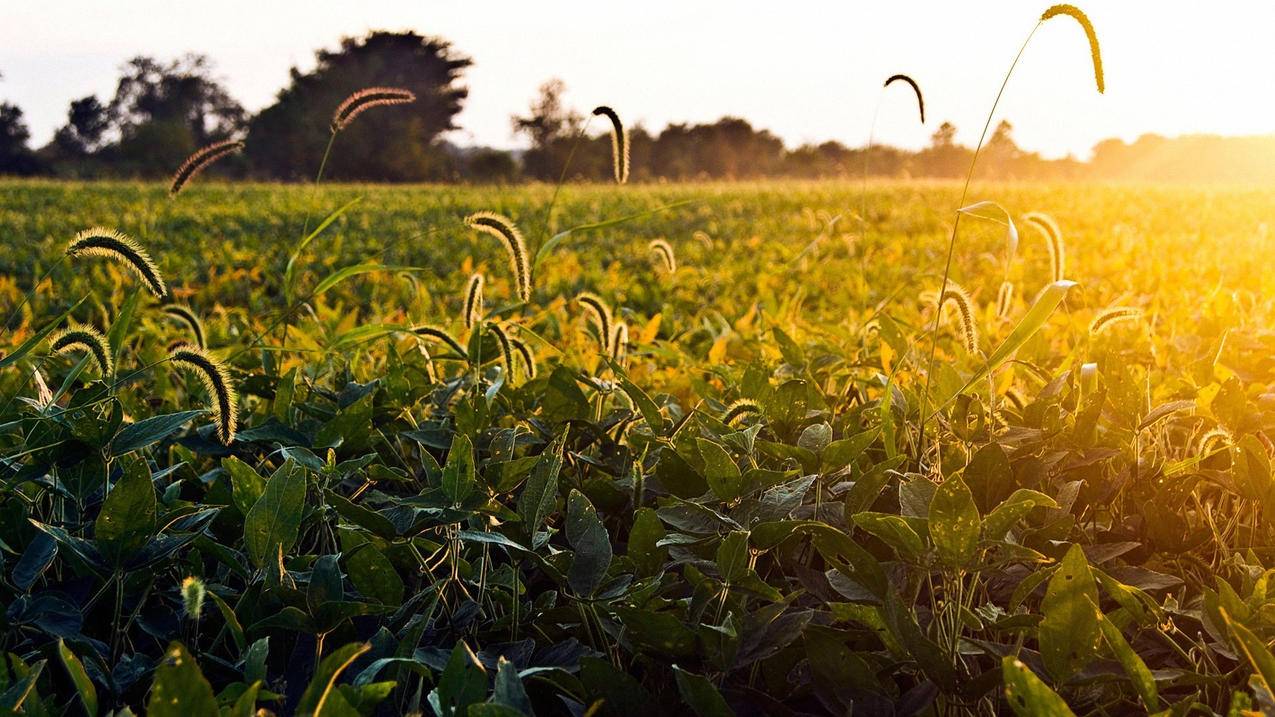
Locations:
4;176;1275;716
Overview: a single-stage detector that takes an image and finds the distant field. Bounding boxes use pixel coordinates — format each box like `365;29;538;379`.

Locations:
4;179;1275;714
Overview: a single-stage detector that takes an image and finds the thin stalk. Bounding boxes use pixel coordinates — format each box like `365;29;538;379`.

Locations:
917;22;1041;469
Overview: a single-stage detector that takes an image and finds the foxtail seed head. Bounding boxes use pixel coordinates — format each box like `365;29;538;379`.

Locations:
181;576;206;620
592;106;629;183
996;281;1014;319
1024;212;1065;282
649;239;676;273
722;398;762;426
66;228;167;299
331;87;416;132
464;212;532;302
412;325;467;359
1089;306;1143;335
576;292;613;353
168;343;237;445
884;74;926;124
1041;4;1105;93
170;139;244;196
50;323;113;378
940;282;979;354
611;323;629;367
509;336;537;380
463;273;484;330
486;322;514;374
162;304;206;349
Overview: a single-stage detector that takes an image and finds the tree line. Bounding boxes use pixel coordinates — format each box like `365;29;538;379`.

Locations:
0;31;1266;183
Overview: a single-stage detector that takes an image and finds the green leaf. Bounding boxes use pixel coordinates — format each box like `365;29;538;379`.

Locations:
147;642;219;717
57;639;98;717
430;642;486;717
1039;544;1100;682
223;457;266;518
0;658;45;713
1221;607;1275;698
612;364;666;435
1092;600;1160;712
95;454;156;564
442;434;476;506
672;665;735;717
340;532;404;607
307;554;344;615
533;199;697;268
983;489;1058;540
111;410;203;453
517;433;565;535
715;530;750;582
697;439;744;501
285;197;361;301
928;475;980;569
1002;656;1076;716
628;507;668;577
541;366;590;423
940;280;1076;409
243;460;307;569
852;512;925;563
314;392;375;451
566;489;611;597
327;490;398;539
490;657;532;714
296;642;371;716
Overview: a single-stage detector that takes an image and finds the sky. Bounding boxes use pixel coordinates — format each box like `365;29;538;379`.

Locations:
1;1;1272;160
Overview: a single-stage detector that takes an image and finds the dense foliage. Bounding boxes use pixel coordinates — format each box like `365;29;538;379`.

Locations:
3;179;1275;715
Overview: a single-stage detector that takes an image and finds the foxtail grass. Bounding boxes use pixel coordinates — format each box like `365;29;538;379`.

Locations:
592;106;630;184
996;281;1014;319
487;322;514;374
576;292;613;353
939;282;979;354
884;74;925;123
1042;4;1104;93
66;228;167;299
50;324;113;378
162;304;206;349
168;343;237;445
412;325;467;359
464;212;532;302
510;336;537;380
722;398;762;426
611;323;629;366
1024;212;1065;282
463;273;484;330
331;87;417;133
170;139;244;196
649;239;676;273
1089;306;1142;335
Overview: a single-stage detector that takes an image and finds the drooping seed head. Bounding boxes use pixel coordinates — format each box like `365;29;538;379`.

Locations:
412;325;467;359
592;106;629;184
649;239;676;273
49;323;113;378
1089;306;1143;335
331;87;417;132
575;292;613;353
509;336;537;380
161;304;206;349
170;139;244;196
611;322;629;367
996;281;1014;319
1041;4;1105;93
1198;427;1232;456
462;273;484;330
884;74;925;124
463;212;532;302
1024;212;1065;282
168;343;237;445
722;398;763;426
939;282;979;354
486;322;514;374
66;227;167;299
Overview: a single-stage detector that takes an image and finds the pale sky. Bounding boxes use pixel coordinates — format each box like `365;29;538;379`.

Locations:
1;1;1271;159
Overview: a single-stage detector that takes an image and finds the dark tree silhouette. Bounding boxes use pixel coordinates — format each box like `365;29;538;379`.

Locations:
0;102;40;176
247;31;471;181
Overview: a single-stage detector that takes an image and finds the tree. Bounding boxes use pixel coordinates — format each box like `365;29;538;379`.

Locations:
914;120;968;177
0;102;40;176
247;31;471;181
52;96;110;157
511;79;589;180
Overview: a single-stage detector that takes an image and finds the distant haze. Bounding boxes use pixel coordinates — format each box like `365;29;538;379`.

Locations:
3;0;1273;159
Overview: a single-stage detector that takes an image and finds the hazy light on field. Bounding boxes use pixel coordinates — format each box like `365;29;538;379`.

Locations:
2;0;1274;159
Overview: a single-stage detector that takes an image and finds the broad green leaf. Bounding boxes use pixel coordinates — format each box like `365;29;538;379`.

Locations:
490;657;532;714
147;642;218;717
853;512;925;563
442;434;476;506
628;507;668;577
95;454;156;564
223;456;265;518
243;460;307;569
715;530;750;582
517;433;565;535
430;642;486;717
672;665;735;717
566;489;611;597
983;489;1058;540
57;639;98;717
340;531;404;606
1221;607;1275;697
1092;600;1160;711
285;197;361;300
1002;656;1076;716
697;439;744;501
307;554;344;615
111;410;203;453
928;475;980;569
1039;544;1099;682
296;642;370;716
